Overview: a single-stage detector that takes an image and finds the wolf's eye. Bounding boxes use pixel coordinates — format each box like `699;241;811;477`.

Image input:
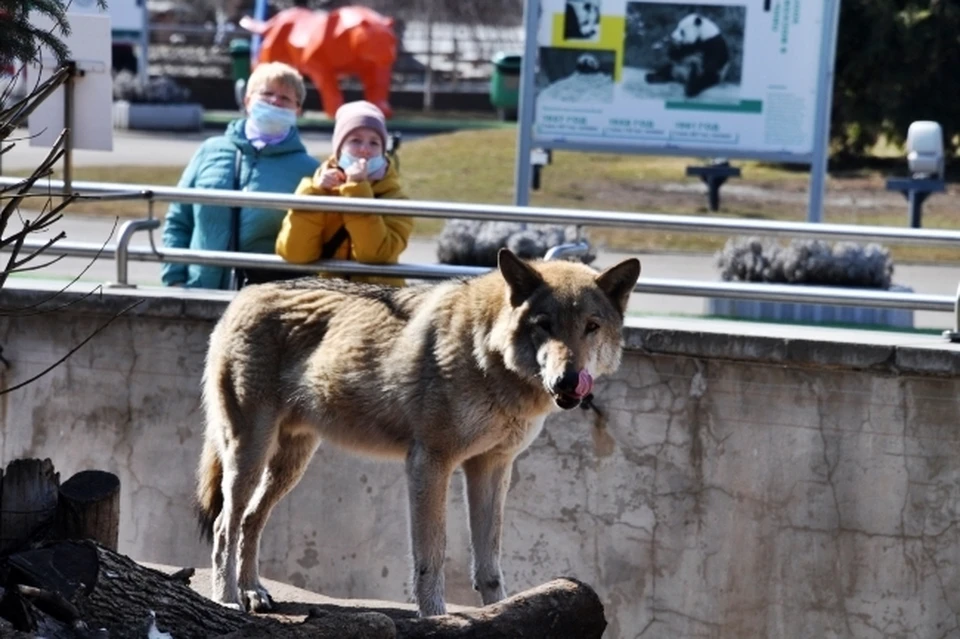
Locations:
585;321;600;335
533;316;552;334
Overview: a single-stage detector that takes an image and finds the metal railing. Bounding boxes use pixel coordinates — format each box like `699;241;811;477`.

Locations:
1;176;958;339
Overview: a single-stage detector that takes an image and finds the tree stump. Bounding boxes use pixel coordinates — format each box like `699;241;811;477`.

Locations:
0;459;59;554
57;470;120;551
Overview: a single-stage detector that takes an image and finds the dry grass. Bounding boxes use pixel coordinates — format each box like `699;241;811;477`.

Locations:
12;128;960;263
397;129;960;263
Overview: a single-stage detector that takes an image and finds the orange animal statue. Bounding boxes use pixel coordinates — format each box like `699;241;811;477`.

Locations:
240;5;397;118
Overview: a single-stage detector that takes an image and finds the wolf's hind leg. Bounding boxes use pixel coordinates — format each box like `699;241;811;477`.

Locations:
238;429;320;612
463;451;514;605
212;410;277;610
406;443;454;617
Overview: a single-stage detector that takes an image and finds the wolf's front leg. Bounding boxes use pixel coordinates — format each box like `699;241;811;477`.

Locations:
463;451;514;605
406;443;454;617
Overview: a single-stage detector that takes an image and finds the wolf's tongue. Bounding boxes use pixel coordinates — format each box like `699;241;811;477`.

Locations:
574;369;594;398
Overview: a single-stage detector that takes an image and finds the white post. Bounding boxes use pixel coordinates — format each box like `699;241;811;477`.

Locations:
806;0;841;223
513;0;539;206
423;13;434;112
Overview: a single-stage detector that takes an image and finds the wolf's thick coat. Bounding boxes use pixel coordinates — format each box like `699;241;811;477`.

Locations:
197;249;640;616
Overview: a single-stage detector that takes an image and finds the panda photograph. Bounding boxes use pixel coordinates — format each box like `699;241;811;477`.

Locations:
564;0;602;41
536;47;617;104
622;2;745;101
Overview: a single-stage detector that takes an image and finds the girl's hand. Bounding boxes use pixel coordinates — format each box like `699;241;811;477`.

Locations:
343;157;369;183
314;167;345;190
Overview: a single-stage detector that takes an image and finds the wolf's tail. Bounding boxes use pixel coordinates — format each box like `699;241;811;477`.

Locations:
195;435;223;544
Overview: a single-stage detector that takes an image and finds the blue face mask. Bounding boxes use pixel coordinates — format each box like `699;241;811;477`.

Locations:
338;151;387;176
248;100;297;137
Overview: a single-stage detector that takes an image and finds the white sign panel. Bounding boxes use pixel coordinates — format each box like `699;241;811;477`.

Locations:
533;0;828;159
69;0;144;35
28;12;114;152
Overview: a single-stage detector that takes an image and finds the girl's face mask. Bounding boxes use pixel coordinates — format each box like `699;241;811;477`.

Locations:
338;151;387;175
248;100;297;137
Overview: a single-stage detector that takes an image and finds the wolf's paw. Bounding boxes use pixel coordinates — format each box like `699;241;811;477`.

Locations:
220;602;244;612
477;581;507;606
417;597;447;618
242;585;275;613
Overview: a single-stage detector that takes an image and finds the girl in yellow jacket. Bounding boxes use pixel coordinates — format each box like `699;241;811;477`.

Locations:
275;100;413;286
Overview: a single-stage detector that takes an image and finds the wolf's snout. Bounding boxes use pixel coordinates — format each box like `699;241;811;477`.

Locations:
551;369;594;410
553;370;582;395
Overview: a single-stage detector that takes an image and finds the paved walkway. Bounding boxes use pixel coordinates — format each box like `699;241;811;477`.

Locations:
0;127;338;170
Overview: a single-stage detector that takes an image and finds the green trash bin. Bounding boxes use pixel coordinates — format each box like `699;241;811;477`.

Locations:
490;52;522;121
229;38;252;82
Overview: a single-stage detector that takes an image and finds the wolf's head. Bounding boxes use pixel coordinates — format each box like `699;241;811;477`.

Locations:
490;249;641;410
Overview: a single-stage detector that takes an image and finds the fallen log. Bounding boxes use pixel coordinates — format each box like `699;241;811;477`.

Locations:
308;578;608;639
2;541;606;638
215;610;398;639
5;540;252;638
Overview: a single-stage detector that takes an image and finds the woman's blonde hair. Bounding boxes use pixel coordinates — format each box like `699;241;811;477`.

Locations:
245;62;306;106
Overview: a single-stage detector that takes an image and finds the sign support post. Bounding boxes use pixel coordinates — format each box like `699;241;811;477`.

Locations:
513;0;540;206
805;0;841;223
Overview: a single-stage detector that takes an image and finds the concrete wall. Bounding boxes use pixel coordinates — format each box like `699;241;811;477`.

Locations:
1;281;959;638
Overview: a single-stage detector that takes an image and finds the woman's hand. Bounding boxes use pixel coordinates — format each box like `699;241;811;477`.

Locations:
314;167;345;190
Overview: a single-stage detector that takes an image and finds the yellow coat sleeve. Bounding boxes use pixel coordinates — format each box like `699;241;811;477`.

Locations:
275;177;330;263
340;179;413;264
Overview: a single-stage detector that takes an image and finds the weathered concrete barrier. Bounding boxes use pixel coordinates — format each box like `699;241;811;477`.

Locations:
1;280;958;638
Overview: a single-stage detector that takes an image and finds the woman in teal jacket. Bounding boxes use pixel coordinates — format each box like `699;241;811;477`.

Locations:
162;62;320;290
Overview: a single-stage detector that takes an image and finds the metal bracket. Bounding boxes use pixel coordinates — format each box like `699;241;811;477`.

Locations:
686;159;741;212
109;218;160;288
530;148;551;191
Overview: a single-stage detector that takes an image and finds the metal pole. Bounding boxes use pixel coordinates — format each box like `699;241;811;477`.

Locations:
62;61;76;199
806;0;841;223
513;0;539;206
251;0;269;62
138;0;150;87
9;176;960;248
909;190;921;229
113;218;160;287
423;12;434;112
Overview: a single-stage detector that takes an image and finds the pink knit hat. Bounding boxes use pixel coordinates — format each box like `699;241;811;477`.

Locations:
331;101;388;155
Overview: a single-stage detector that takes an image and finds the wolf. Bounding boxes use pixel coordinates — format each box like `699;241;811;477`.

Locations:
196;248;641;617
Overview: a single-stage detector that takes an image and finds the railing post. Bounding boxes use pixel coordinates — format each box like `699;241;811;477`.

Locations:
544;241;591;261
110;219;160;288
943;281;960;343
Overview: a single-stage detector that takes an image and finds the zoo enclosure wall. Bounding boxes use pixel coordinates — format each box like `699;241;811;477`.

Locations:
0;281;957;638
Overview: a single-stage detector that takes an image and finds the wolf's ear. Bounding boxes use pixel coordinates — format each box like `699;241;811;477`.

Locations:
596;258;641;316
498;248;543;307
